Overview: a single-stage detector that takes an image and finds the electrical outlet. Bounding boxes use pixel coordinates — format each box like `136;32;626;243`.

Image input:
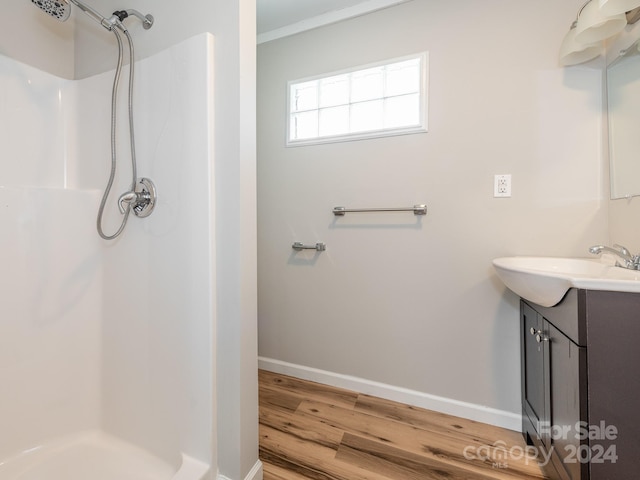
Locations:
494;174;511;197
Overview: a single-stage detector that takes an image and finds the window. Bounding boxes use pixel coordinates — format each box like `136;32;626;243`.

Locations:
287;53;428;146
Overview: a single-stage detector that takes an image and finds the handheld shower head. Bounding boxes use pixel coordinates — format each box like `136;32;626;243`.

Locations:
31;0;119;31
30;0;71;22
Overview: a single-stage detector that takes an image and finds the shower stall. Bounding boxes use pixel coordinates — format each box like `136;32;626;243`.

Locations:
0;3;221;479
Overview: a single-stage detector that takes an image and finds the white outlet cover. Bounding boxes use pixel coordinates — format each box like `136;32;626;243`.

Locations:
494;174;511;197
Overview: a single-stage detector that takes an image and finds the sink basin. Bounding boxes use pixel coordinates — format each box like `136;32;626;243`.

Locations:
492;256;640;307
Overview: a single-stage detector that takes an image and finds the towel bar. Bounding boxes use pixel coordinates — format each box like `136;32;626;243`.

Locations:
333;204;427;216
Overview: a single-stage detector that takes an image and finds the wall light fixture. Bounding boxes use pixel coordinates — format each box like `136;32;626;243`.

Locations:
560;0;640;65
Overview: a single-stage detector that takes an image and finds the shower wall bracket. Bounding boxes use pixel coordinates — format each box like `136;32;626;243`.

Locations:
113;10;154;29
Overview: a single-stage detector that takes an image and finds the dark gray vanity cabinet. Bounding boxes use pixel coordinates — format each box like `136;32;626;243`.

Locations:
521;298;588;480
521;301;546;445
521;289;640;480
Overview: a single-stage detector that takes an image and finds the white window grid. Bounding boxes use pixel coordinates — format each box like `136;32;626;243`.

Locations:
286;53;428;147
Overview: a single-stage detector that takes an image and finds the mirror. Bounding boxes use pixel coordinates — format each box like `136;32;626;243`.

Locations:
607;39;640;199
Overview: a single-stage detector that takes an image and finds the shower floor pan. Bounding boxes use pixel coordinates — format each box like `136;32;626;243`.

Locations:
0;430;209;480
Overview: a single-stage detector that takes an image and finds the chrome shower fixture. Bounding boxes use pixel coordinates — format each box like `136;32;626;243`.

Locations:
30;0;154;31
117;178;157;218
31;0;71;21
112;9;154;29
31;0;156;240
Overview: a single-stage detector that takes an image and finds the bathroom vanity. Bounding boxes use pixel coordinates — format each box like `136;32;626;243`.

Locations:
521;289;640;480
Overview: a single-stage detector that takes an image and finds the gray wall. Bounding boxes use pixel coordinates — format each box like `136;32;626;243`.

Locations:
257;0;607;420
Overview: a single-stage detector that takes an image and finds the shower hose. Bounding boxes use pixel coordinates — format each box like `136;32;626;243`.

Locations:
96;26;138;240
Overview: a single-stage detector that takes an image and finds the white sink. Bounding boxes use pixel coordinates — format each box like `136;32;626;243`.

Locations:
492;256;640;307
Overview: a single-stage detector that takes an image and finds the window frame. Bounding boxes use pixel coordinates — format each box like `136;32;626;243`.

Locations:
286;52;429;147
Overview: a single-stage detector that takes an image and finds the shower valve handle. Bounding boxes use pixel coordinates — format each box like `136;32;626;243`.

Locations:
118;191;139;214
117;178;157;217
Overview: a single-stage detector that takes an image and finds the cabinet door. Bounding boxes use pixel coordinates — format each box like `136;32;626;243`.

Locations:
521;302;547;445
547;321;588;480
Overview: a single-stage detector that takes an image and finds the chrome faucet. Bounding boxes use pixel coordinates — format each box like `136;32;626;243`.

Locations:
589;244;640;270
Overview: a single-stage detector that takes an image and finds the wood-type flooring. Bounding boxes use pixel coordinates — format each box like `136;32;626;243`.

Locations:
259;370;548;480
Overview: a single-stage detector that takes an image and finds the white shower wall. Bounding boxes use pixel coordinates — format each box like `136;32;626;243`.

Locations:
81;33;217;465
0;59;74;187
0;187;102;459
0;33;216;472
0;54;102;460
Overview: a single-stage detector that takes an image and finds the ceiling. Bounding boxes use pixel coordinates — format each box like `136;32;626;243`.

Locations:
256;0;412;42
257;0;369;33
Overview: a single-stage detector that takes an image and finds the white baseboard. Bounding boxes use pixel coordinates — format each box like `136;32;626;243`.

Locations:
259;357;521;432
244;460;263;480
217;460;263;480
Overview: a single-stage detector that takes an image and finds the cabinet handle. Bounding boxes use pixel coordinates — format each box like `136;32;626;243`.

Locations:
530;327;542;336
536;333;549;343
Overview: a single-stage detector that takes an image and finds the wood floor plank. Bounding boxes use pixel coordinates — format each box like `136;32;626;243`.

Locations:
259;370;359;410
355;393;525;446
259;385;304;414
296;399;546;480
260;424;394;480
259;370;549;480
336;432;502;480
260;404;344;449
